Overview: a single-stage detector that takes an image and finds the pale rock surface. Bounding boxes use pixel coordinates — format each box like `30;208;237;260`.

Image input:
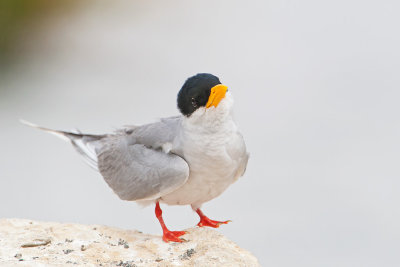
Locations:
0;219;260;267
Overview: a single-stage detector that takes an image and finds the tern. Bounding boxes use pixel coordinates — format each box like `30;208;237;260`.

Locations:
22;73;249;242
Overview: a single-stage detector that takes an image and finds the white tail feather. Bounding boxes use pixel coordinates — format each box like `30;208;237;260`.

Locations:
71;138;99;170
20;119;70;142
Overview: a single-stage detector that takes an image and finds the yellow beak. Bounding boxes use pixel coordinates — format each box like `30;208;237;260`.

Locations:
206;84;228;108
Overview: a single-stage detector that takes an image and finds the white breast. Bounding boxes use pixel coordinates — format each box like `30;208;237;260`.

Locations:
160;93;248;209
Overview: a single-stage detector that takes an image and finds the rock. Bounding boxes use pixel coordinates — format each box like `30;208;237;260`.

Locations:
0;218;260;266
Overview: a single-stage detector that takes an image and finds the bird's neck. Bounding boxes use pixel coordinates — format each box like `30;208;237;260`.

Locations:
181;111;236;138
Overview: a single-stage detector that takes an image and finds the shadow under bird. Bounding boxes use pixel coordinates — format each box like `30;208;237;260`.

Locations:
22;73;249;242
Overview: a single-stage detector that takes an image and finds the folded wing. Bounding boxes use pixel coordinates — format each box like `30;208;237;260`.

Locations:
96;117;189;201
22;117;189;202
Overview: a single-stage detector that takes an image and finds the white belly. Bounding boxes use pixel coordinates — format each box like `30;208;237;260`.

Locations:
160;126;248;209
161;156;237;208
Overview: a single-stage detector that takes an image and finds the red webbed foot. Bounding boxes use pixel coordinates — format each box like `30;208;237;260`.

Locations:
195;208;231;228
170;230;187;237
162;230;187;243
155;202;187;243
197;217;231;228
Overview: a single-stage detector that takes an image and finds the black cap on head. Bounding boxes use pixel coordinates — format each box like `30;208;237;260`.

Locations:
177;73;221;117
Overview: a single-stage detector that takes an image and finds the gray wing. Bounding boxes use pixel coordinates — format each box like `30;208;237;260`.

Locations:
120;116;181;149
96;116;189;201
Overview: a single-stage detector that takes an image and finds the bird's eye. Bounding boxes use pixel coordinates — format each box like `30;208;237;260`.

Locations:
191;97;197;108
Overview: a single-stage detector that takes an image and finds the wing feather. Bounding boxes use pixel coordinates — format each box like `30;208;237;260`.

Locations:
22;117;188;201
96;117;188;201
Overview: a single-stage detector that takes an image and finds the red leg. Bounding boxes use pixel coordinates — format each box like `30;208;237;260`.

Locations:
195;208;231;228
155;202;186;242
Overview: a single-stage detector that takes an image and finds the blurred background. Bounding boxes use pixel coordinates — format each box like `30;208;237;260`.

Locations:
1;0;400;266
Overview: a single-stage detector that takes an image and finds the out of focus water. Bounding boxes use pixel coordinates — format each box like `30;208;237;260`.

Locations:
1;1;400;266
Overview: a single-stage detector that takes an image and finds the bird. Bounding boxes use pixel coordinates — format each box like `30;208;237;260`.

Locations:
22;73;249;242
